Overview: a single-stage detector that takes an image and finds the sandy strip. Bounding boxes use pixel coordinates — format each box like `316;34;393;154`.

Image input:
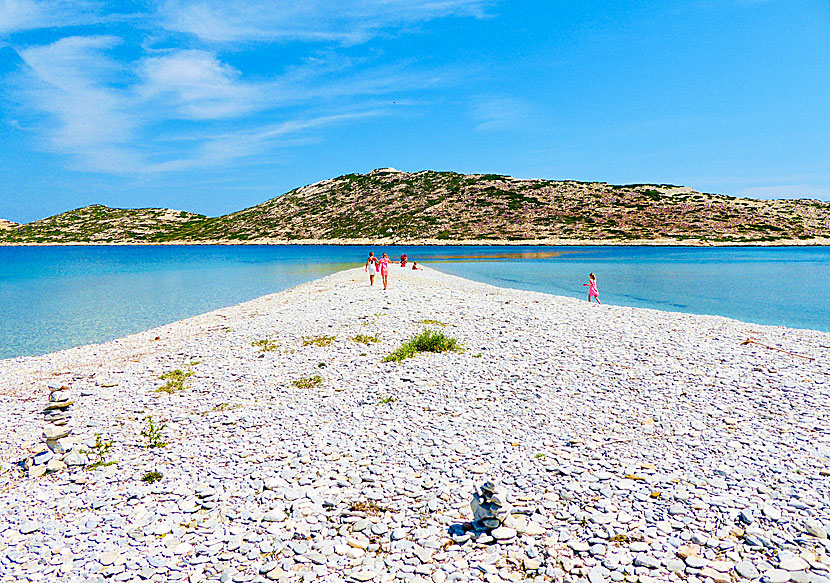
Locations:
1;266;829;583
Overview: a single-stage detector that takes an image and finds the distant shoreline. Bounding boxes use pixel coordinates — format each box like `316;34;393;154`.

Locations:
2;237;829;247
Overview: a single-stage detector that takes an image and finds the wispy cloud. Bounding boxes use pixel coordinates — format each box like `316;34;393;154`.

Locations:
157;0;493;43
137;50;263;120
16;35;144;172
4;0;491;175
143;110;389;173
10;37;445;173
471;95;533;131
740;184;830;201
0;0;105;35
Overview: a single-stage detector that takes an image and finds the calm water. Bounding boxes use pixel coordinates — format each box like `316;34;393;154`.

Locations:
1;245;828;359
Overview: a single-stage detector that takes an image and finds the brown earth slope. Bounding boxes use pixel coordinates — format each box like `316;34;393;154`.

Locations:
1;169;829;244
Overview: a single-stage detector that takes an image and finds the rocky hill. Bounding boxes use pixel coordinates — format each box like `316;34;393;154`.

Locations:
2;169;829;244
1;205;206;244
0;219;18;230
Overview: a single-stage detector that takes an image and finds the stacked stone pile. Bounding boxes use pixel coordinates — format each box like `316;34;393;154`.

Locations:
25;383;86;478
470;481;511;530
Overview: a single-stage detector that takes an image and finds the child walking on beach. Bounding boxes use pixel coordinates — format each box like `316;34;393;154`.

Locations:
583;273;601;304
379;252;391;290
365;252;378;286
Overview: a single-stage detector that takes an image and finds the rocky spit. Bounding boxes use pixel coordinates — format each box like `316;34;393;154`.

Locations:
1;265;829;583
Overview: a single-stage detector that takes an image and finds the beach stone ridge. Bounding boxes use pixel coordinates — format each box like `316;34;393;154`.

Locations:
1;264;829;583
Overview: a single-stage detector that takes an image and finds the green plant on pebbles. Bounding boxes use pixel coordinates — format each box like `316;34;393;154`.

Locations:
302;335;335;347
83;434;114;470
417;319;446;326
377;396;396;405
141;471;163;483
351;334;380;344
384;329;464;362
293;375;323;389
251;339;279;352
140;416;167;448
156;369;193;393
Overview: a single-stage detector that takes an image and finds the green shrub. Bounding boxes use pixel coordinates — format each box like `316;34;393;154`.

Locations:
140;416;167;448
84;434;114;470
142;471;163;483
384;329;463;362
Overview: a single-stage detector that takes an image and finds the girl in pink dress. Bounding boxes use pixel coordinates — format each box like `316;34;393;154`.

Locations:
583;272;601;304
379;252;391;290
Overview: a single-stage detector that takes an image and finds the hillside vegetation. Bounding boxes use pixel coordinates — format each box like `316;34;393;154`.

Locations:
2;169;829;244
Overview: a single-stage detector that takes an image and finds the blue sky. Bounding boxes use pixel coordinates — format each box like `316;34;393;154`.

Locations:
0;0;828;223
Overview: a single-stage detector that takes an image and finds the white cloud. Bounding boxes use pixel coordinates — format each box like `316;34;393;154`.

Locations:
157;0;493;43
138;50;263;120
471;95;532;131
143;110;388;172
16;35;143;172
10;35;420;173
0;0;103;34
740;184;830;201
5;0;490;175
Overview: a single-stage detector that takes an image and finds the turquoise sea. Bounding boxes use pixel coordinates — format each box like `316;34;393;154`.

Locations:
1;245;828;360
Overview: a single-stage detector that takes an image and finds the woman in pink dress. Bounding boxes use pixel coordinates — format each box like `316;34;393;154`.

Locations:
583;272;601;304
379;252;391;290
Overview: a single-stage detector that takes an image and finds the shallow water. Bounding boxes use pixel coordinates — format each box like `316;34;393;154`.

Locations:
1;245;828;359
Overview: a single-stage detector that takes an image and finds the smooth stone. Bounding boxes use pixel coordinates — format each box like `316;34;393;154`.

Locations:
779;555;809;571
20;520;41;534
46;458;67;472
763;569;792;583
735;561;760;579
763;506;782;521
491;526;517;540
686;556;708;569
28;465;47;478
43;425;72;440
805;518;828;539
633;554;660;569
63;451;87;466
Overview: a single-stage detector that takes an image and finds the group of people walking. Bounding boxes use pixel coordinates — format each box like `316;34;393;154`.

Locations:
365;252;420;290
365;251;601;303
365;252;391;289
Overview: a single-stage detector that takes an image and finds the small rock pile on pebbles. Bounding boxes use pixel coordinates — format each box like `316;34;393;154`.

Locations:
24;383;86;478
470;481;511;530
1;266;830;583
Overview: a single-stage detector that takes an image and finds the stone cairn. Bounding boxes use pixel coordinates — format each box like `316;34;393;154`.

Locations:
25;383;86;478
470;481;511;530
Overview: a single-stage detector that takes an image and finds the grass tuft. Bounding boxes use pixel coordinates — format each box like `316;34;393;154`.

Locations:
293;375;323;389
351;334;380;344
156;369;193;393
417;319;446;326
349;500;388;515
142;470;163;483
303;335;336;347
252;339;279;352
384;329;463;362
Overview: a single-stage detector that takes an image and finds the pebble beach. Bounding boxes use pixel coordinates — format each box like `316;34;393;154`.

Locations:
2;265;830;583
